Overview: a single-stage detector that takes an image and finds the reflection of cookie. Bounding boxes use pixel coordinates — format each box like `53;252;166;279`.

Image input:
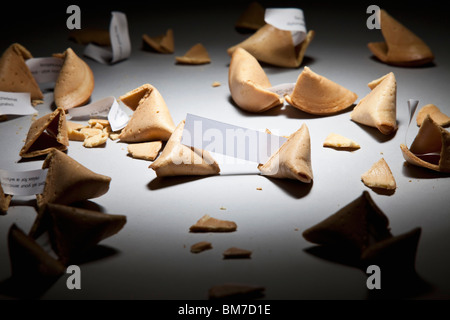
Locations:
285;67;357;115
302;191;392;256
19;107;69;158
209;283;265;299
189;214;237;233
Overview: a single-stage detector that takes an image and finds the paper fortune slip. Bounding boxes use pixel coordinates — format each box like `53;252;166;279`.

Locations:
181;113;287;164
84;11;131;64
0;168;48;196
264;8;307;45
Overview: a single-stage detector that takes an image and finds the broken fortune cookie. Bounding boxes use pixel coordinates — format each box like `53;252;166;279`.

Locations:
19;107;69;158
53;48;94;110
285;67;357;115
228;47;283;113
368;9;434;67
0;43;43;105
36;149;111;209
119;84;175;142
175;43;210;65
258;123;313;183
227;23;314;68
400;115;450;173
350;72;397;135
149;120;220;177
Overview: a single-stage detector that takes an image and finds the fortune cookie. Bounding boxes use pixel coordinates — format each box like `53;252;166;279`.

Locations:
69;28;111;46
350;72;397;135
235;1;265;31
258;123;313;183
0;43;43;105
8;224;65;279
368;10;434;67
302;191;392;256
228;47;283;112
53;48;94;110
227;23;314;68
119;84;175;143
416;104;450;127
36;149;111;209
142;28;174;54
175;43;211;65
19;107;69;158
361;158;396;190
400;115;450;172
1;184;12;214
44;203;126;264
149;121;220;177
285;67;357;115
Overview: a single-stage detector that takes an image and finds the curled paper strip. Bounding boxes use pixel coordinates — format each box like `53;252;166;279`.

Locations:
405;99;419;145
181;113;287;164
84;11;131;64
67;96;129;131
25;57;63;83
264;8;307;45
0;91;36;116
0;168;48;196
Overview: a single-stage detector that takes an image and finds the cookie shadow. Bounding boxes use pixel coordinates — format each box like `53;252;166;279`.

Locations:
264;177;313;199
147;175;215;190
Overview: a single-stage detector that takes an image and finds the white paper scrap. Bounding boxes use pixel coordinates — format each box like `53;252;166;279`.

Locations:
67;96;129;131
264;8;307;45
181;113;287;164
0;91;36;116
266;83;296;97
84;11;131;64
25;57;63;83
0;168;48;196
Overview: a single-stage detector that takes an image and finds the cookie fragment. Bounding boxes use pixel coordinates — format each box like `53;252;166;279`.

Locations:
142;29;174;53
361;158;396;190
285;67;357;115
223;247;252;259
190;241;212;254
175;43;211;65
416;104;450;127
323;133;360;150
189;214;237;233
127;141;162;161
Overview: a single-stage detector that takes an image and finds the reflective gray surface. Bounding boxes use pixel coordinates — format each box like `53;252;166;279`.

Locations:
1;1;449;299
